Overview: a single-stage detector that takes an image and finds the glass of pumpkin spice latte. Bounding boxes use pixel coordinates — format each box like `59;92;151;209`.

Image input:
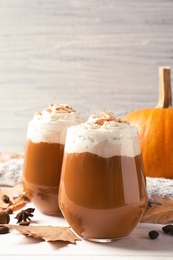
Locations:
22;104;84;216
58;111;148;242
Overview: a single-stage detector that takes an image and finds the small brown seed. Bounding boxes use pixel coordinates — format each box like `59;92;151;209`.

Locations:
0;225;9;234
2;195;10;204
19;221;30;226
0;211;10;224
148;230;159;239
4;208;13;215
162;225;173;234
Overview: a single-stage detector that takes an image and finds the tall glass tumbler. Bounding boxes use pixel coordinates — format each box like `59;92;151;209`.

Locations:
59;111;148;242
22;104;83;216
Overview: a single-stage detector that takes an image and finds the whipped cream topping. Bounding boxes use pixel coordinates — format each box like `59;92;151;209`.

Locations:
33;104;83;124
64;111;141;157
27;104;84;144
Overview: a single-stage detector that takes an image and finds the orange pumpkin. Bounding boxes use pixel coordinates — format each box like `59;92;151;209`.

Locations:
124;67;173;178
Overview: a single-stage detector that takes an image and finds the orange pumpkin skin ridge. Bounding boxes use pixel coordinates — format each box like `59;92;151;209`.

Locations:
124;108;173;179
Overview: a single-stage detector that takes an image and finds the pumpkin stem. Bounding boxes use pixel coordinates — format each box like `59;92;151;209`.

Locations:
156;67;172;108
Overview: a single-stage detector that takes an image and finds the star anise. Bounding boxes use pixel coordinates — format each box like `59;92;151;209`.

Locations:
15;208;35;224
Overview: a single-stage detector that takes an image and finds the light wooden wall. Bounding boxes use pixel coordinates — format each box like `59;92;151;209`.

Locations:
0;0;173;152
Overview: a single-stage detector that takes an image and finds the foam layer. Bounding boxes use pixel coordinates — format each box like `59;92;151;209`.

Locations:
64;111;141;157
27;104;84;144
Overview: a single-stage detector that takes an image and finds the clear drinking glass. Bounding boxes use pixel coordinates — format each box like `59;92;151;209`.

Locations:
58;111;148;242
22;104;83;216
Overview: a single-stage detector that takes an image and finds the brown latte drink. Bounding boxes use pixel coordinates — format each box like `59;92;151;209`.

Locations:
59;111;148;241
22;104;83;215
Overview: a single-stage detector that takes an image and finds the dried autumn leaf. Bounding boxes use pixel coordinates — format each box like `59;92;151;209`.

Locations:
0;183;29;210
5;224;80;244
8;195;29;211
141;195;173;224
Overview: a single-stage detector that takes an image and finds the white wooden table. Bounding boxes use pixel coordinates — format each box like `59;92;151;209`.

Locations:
1;1;173;258
0;202;172;260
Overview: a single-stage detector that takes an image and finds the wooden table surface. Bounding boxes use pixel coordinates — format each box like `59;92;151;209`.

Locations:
0;0;173;153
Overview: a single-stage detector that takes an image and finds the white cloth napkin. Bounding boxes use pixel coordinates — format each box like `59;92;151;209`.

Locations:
146;177;173;198
0;158;23;187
